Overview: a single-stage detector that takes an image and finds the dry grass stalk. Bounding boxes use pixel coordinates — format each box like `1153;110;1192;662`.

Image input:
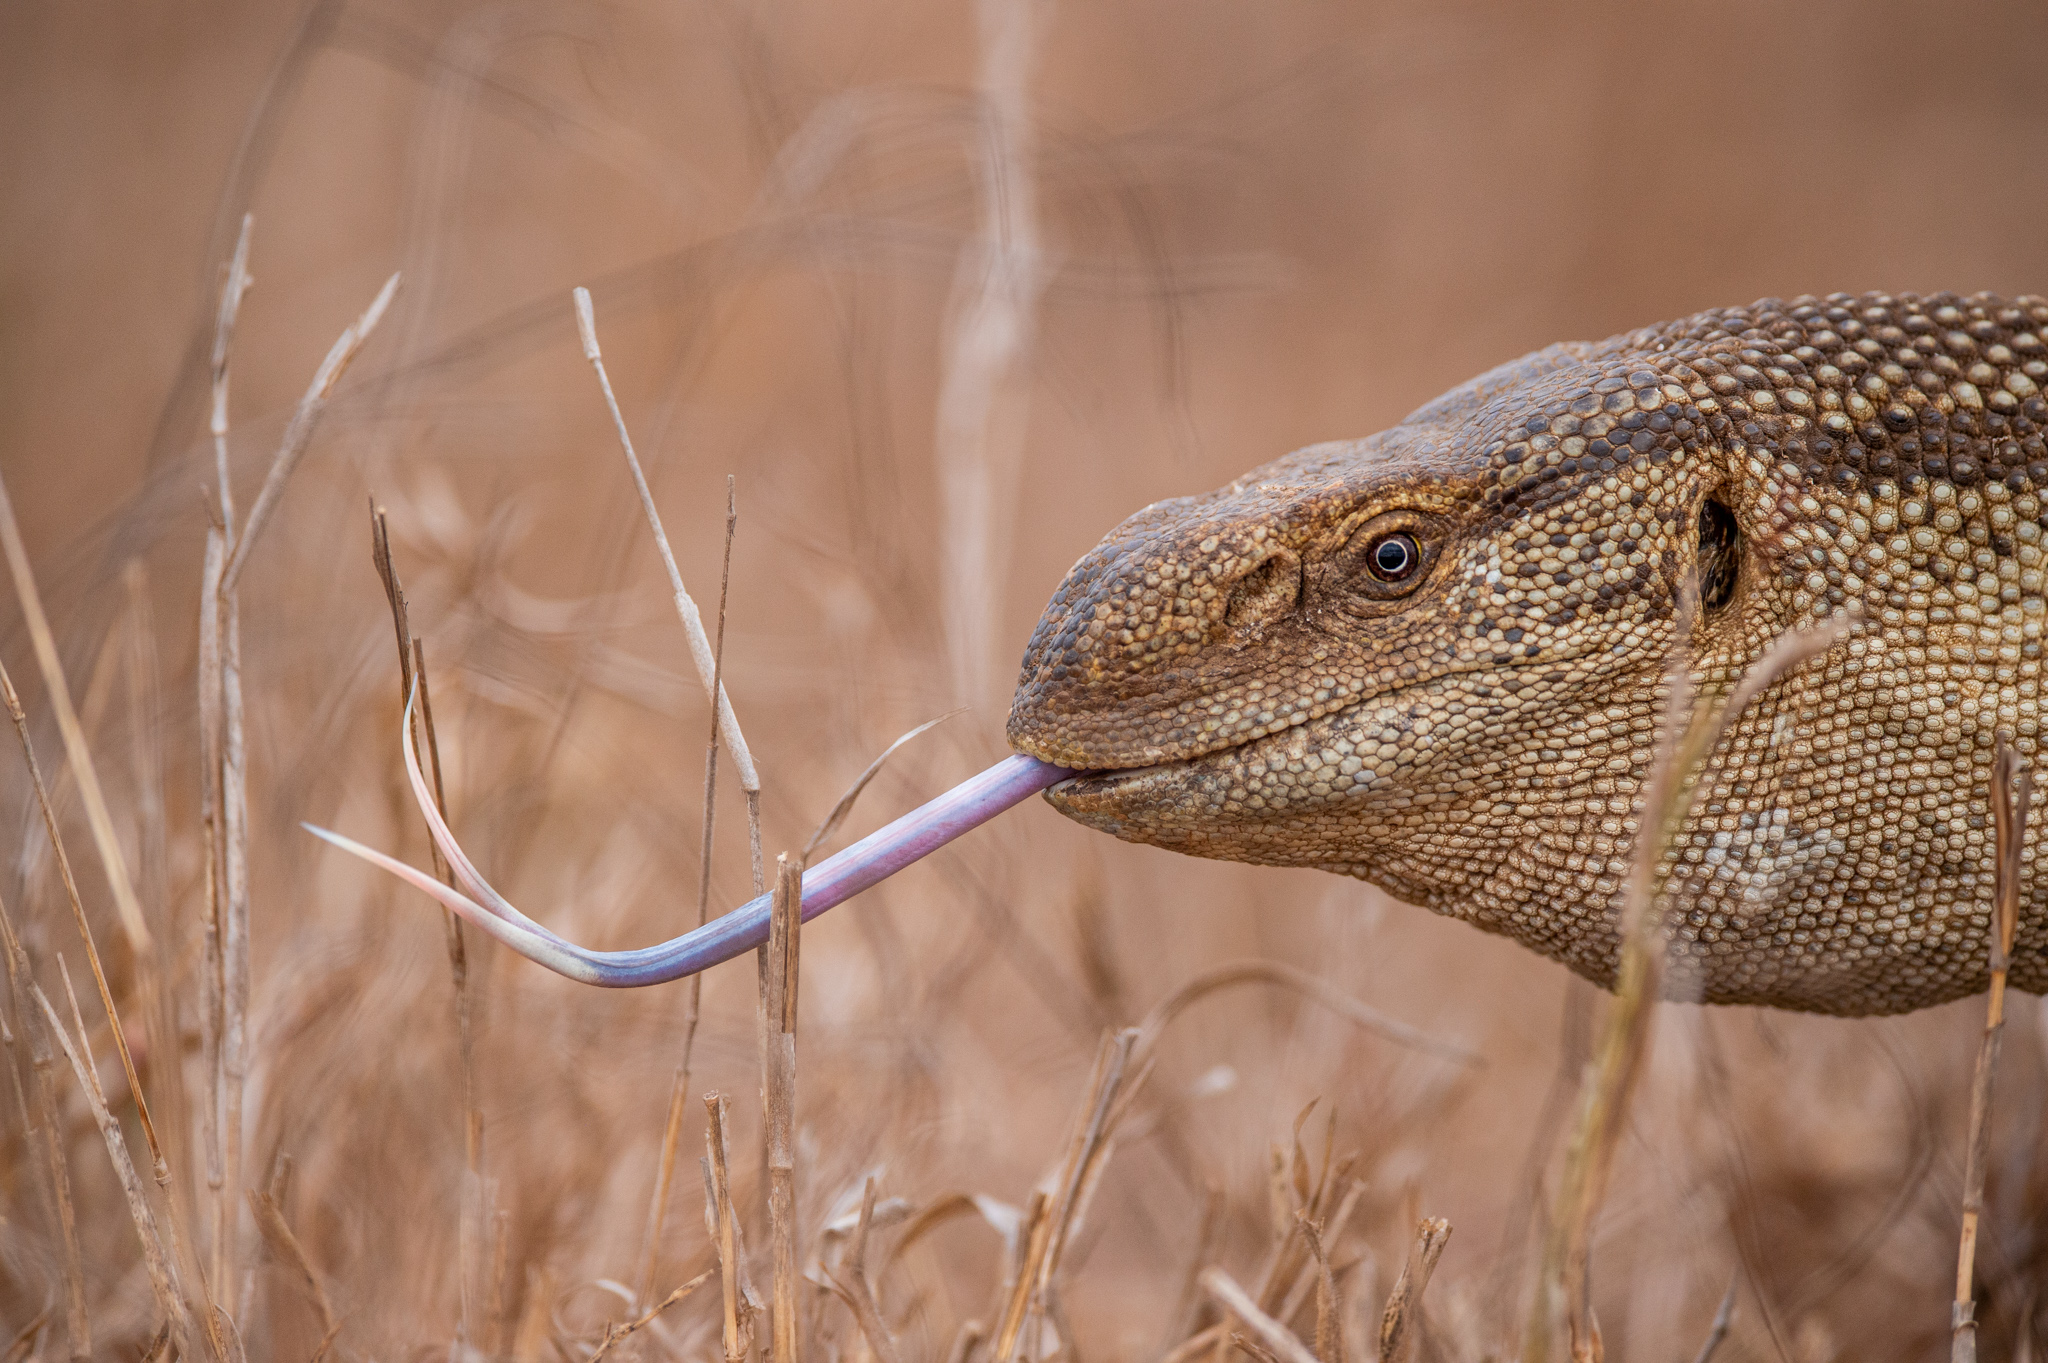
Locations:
992;1189;1052;1359
209;213;254;535
577;285;778;1251
587;1269;715;1362
513;1267;559;1363
1242;1105;1341;1323
0;659;163;1169
0;653;216;1352
197;214;251;1307
946;1319;988;1363
122;559;182;1185
0;474;225;1354
0;887;88;1359
204;262;399;1320
822;1175;904;1363
1198;1268;1318;1363
991;1027;1145;1363
647;475;740;1308
1951;741;2031;1363
248;1186;337;1339
937;0;1049;705
216;554;250;1322
195;524;231;1298
219;269;400;592
0;467;154;956
1274;1180;1364;1331
637;1066;692;1307
1134;960;1478;1068
1378;1218;1450;1363
369;504;486;1336
4;1306;53;1363
1294;1212;1341;1363
764;851;803;1363
1527;609;1855;1362
703;1093;760;1361
36;961;200;1357
1162;1324;1230;1363
570;287;759;804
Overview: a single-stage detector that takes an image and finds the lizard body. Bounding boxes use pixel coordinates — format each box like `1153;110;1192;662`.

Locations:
1007;292;2048;1016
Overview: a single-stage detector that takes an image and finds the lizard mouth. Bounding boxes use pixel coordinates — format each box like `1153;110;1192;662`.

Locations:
1051;758;1192;797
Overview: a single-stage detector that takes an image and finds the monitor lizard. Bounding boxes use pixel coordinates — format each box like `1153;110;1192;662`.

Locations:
1007;291;2048;1017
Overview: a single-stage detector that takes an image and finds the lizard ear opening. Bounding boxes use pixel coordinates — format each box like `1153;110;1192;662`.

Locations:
1697;497;1741;610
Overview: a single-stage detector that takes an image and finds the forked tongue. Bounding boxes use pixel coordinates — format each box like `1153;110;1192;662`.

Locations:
305;687;1078;987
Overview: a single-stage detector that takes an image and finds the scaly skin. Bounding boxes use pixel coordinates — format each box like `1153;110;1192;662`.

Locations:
1007;292;2048;1016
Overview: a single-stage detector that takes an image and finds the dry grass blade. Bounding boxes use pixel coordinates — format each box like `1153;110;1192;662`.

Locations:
764;852;802;1363
35;964;199;1358
1295;1213;1342;1363
946;1319;988;1363
369;505;485;1335
636;1066;691;1307
990;1028;1145;1363
0;659;162;1167
0;888;87;1359
802;714;958;865
572;286;759;796
248;1187;337;1339
1274;1178;1364;1329
1951;740;2031;1363
122;557;181;1192
1161;1323;1229;1363
703;1093;759;1361
209;213;254;535
4;1306;53;1363
221;269;400;591
1377;1217;1450;1363
0;468;152;955
1529;608;1855;1362
585;1269;713;1362
217;558;251;1323
7;644;217;1352
1135;959;1479;1068
1198;1268;1319;1363
992;1189;1051;1360
645;475;738;1309
206;267;397;1323
195;525;229;1298
822;1175;904;1363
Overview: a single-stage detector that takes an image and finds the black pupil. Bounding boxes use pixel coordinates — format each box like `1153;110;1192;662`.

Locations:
1373;534;1416;579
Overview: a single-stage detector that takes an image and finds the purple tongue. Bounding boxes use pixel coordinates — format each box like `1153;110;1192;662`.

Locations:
306;717;1078;987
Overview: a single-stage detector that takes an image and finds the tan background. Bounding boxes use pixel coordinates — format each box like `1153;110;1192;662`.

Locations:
4;0;2048;1357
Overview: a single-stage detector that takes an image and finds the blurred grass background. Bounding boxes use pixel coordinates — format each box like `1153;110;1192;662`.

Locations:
4;1;2048;1357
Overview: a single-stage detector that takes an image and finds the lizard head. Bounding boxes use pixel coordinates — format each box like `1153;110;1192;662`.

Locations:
1006;329;1758;937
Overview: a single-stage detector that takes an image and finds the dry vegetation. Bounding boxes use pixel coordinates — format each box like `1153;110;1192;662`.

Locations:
6;2;2048;1359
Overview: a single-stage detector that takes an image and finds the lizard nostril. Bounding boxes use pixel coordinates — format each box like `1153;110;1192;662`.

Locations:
1225;548;1302;631
1697;498;1741;610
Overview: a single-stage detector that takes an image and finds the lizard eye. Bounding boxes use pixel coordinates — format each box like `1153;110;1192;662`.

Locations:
1338;512;1437;601
1366;532;1420;583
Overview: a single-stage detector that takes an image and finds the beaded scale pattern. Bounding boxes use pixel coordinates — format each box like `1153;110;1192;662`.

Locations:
1008;292;2048;1015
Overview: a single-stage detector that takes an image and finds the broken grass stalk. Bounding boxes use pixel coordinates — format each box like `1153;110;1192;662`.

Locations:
1951;741;2031;1363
